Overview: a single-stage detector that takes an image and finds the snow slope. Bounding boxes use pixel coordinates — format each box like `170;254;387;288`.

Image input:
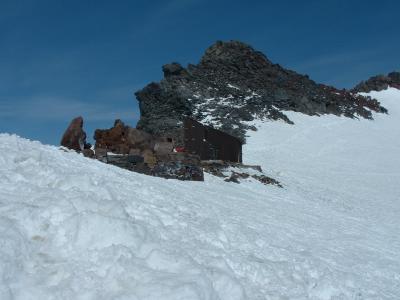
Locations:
0;88;399;299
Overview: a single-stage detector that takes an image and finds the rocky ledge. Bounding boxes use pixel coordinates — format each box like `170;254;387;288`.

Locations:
135;40;387;143
352;71;400;93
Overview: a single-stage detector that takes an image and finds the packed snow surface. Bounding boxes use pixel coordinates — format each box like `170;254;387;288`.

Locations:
1;88;399;299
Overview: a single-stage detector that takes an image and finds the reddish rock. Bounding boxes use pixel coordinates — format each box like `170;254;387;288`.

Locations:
94;119;156;154
60;116;87;151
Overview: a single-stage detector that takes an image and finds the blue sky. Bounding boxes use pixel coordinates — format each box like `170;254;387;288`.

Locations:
0;0;399;145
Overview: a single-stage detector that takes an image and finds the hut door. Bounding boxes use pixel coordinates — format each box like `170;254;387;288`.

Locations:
211;147;219;160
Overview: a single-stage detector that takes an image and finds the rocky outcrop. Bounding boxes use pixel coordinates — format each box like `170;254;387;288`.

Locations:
202;160;282;187
151;153;204;181
135;40;386;143
93;120;204;181
94;119;155;154
60;116;90;152
352;72;400;93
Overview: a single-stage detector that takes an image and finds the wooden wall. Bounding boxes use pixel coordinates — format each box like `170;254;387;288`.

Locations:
183;118;242;162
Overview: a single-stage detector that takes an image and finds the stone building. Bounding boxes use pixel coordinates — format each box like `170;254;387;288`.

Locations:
61;116;243;181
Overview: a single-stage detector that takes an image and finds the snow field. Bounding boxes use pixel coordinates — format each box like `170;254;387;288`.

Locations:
0;88;399;299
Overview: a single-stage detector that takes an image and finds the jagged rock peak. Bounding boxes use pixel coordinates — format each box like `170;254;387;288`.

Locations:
353;71;400;93
135;40;386;143
200;40;272;67
162;62;188;77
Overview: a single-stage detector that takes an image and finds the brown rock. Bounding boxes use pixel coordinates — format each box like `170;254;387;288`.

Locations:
60;116;87;151
94;120;155;154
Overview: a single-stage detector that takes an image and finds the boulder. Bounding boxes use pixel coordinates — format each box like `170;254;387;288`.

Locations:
60;116;88;151
94;120;155;154
82;148;95;158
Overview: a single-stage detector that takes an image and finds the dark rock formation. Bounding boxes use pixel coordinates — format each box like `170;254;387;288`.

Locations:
135;40;386;142
151;153;204;181
202;160;282;187
94;119;155;154
352;71;400;93
162;63;188;77
82;148;95;158
60;116;88;151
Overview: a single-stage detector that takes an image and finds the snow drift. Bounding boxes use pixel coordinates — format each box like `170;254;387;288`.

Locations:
0;88;399;299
